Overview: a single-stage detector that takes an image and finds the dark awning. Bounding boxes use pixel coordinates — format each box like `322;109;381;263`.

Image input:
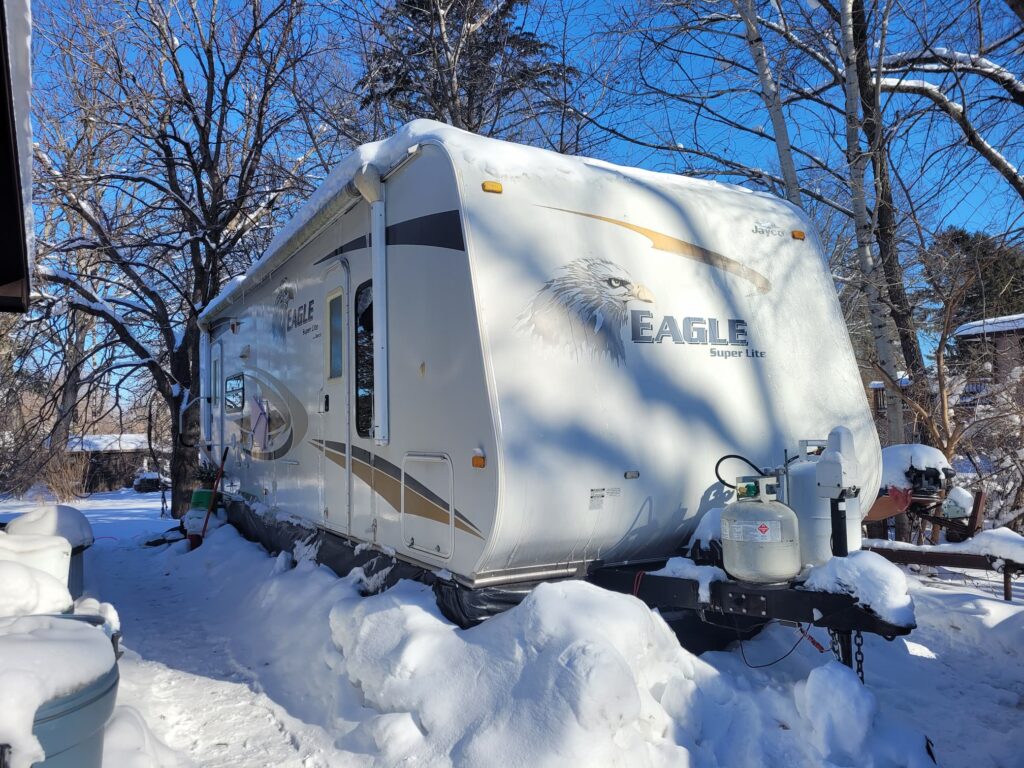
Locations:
0;0;32;313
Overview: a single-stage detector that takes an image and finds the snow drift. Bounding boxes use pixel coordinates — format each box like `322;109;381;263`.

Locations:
154;525;932;767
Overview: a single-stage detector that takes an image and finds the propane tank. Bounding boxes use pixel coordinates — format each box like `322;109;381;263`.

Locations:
787;452;863;566
721;475;801;584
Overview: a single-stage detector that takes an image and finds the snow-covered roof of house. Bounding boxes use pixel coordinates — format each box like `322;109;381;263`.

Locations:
199;119;790;323
67;434;154;453
867;373;910;389
953;313;1024;337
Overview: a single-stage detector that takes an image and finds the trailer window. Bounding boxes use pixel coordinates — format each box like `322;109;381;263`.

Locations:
355;281;373;438
225;374;244;413
328;293;343;379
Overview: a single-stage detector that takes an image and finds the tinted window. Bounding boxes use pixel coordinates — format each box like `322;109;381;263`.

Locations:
329;294;343;379
354;281;373;438
225;374;244;413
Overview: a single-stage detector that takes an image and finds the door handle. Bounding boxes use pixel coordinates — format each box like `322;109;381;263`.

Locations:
324;393;330;412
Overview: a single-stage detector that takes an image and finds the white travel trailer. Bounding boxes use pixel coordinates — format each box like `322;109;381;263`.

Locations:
198;120;881;601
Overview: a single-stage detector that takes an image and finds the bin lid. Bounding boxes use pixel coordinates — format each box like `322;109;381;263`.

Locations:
6;505;94;548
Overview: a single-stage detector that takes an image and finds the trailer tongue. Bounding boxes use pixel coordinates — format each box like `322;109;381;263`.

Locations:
590;561;914;680
593;425;916;681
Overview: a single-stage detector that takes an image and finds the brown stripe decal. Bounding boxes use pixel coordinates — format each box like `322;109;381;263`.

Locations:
313;209;464;266
542;207;772;294
309;440;483;538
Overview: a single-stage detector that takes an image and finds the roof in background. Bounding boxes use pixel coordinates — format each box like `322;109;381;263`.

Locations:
67;434;163;453
953;313;1024;337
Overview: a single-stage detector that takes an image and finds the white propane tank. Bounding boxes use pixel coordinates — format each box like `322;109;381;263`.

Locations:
787;457;863;566
721;476;801;583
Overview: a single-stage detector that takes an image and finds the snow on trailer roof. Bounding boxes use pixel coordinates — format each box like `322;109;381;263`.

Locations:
199;119;789;323
953;312;1024;337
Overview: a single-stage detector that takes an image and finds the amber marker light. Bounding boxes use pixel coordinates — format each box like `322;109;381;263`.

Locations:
472;453;487;469
481;180;503;194
791;230;806;240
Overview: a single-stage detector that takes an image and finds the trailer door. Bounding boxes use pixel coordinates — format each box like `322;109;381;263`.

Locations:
321;264;351;534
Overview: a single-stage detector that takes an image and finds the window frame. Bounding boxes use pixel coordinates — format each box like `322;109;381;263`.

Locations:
224;373;245;414
354;280;374;439
326;288;345;381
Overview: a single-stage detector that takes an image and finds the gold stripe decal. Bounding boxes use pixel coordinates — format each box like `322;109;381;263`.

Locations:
309;440;484;539
542;207;771;294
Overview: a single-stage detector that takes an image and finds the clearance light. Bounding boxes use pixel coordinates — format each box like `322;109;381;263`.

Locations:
791;230;806;240
481;180;503;194
472;454;487;469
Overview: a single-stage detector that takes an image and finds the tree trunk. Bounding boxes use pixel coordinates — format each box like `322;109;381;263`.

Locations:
840;0;904;445
169;394;200;518
851;0;928;440
734;0;803;207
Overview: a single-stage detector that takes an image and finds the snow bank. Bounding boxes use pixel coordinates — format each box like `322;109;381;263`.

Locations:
0;616;116;768
649;557;726;602
5;504;94;548
102;706;187;768
880;444;952;490
866;527;1024;564
0;531;71;584
181;506;226;536
802;551;915;626
72;505;935;767
323;572;927;767
796;662;877;761
0;561;72;616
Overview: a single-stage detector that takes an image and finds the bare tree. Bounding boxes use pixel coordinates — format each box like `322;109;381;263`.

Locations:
33;0;345;516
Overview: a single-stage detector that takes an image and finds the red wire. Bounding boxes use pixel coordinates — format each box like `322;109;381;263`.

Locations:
632;570;644;596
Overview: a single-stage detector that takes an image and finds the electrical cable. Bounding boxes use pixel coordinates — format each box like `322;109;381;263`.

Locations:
714;454;764;488
736;620;808;669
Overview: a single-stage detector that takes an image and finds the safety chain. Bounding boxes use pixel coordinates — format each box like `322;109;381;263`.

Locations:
854;630;865;683
827;628;840;661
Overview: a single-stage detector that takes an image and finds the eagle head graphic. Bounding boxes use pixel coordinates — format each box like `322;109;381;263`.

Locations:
517;257;655;364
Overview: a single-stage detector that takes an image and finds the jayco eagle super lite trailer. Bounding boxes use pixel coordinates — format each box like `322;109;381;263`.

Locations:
198;120;881;601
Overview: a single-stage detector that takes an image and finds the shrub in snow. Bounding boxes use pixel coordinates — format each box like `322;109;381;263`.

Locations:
796;662;877;761
0;561;72;616
802;551;915;627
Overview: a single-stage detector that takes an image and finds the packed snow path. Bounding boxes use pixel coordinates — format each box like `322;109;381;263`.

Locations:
6;490;1021;767
90;526;356;766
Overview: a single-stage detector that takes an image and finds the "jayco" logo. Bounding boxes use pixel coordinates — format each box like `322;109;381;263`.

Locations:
752;220;786;237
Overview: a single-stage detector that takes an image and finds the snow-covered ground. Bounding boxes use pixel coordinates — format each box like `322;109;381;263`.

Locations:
4;490;1022;767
